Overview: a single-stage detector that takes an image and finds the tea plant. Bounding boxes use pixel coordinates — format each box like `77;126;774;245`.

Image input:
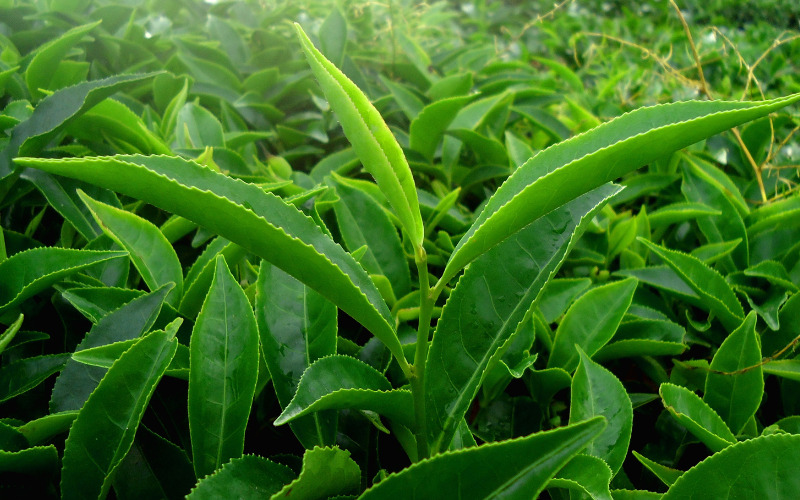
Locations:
1;1;800;498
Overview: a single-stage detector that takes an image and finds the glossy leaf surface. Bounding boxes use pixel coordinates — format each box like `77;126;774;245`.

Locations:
189;257;259;478
659;382;736;452
188;455;295;500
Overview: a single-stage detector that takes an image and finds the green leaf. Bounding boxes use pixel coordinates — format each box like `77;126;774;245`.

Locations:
58;286;144;324
663;434;800;499
704;312;763;435
763;360;800;381
180;237;247;318
632;451;683;487
275;355;414;428
176;102;225;149
441;93;800;285
188;455;295;499
640;239;744;331
425;185;619;454
330;174;411;298
681;156;748;271
647;202;722;227
256;262;337;448
294;23;424;247
570;347;633;476
410;95;474;161
0;313;23;355
361;417;606;500
659;382;736;452
189;257;259;478
548;278;637;372
16;154;407;375
79;190;183;308
0;445;58;475
548;454;613;500
0;247;127;312
60;330;178;500
2;72;159;176
25;21;100;99
16;411;78;446
269;446;360;500
594;319;686;362
50;284;171;412
0;353;70;403
319;7;347;67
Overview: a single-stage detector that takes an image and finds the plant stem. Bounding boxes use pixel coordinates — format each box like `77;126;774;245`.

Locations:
411;245;433;461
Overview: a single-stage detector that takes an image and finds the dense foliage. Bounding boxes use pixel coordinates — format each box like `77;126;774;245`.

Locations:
1;0;799;498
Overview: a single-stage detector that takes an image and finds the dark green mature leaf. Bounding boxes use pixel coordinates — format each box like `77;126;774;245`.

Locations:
425;185;619;454
16;154;407;374
16;411;78;446
410;95;474;161
275;355;414;428
295;24;424;247
256;262;337;448
659;382;736;452
548;278;637;371
79;190;183;308
330;174;411;298
50;284;171;412
570;348;632;476
1;73;159;177
441;93;800;285
681;156;748;271
189;257;259;478
188;455;295;500
704;312;763;435
0;313;23;355
0;247;126;312
0;353;70;402
361;417;606;499
640;239;744;331
180;238;247;318
0;445;58;475
270;446;360;500
663;434;800;499
60;330;178;500
632;451;683;487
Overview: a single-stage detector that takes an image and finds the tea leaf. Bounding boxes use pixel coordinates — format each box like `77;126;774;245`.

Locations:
548;278;637;372
361;417;606;499
659;382;736;452
189;257;259;478
269;446;360;500
188;455;295;499
663;434;800;499
295;24;424;247
425;184;619;454
275;355;414;428
570;348;633;476
704;312;763;434
256;262;338;448
442;94;800;285
16;154;408;374
60;330;177;499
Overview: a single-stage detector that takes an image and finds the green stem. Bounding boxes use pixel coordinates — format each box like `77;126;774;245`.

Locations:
411;245;433;461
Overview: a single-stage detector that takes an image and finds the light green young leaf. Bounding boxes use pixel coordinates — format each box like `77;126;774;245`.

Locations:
361;417;606;500
256;262;338;448
16;411;78;446
25;21;100;99
704;312;763;435
570;347;633;476
15;154;407;375
275;355;414;428
180;238;248;318
0;247;127;313
189;257;259;478
548;278;637;372
187;455;295;500
410;95;474;161
640;239;744;331
425;185;619;454
663;434;800;499
269;446;360;500
294;23;424;247
60;330;177;500
79;190;183;308
441;93;800;286
659;382;736;452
